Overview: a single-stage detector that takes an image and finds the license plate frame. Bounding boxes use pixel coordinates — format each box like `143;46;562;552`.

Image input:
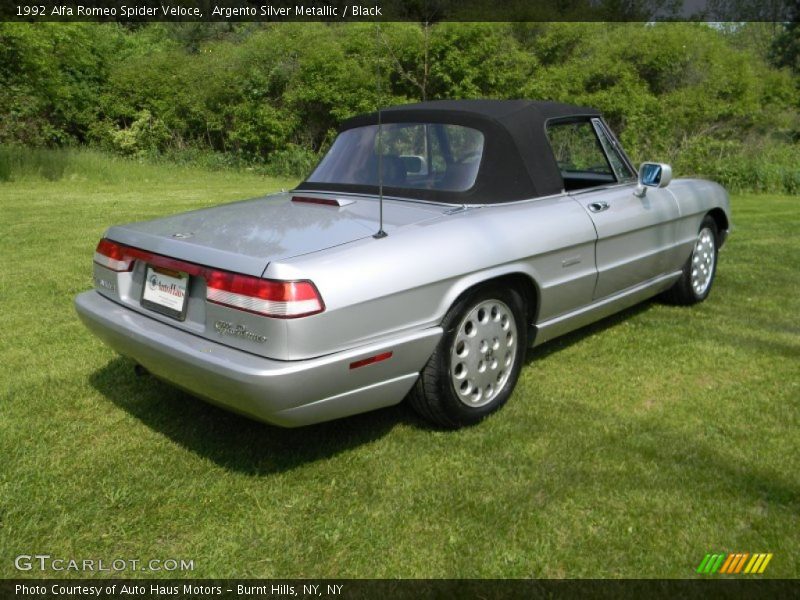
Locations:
141;264;190;321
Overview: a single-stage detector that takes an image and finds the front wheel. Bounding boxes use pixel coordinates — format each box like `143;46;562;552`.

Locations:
663;215;719;305
409;285;527;428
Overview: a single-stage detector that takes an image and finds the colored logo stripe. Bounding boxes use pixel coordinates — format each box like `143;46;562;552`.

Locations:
721;553;749;574
696;553;726;574
746;553;773;574
697;553;773;575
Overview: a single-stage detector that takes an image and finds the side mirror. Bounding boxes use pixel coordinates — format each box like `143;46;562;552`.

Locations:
634;162;672;197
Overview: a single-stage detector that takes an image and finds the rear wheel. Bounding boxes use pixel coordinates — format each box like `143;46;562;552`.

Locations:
409;285;527;428
663;215;719;305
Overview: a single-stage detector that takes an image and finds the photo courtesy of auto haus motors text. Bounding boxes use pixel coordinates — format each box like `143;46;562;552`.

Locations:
13;583;345;597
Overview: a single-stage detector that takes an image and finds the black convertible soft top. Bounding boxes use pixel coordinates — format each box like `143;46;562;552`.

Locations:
296;99;602;204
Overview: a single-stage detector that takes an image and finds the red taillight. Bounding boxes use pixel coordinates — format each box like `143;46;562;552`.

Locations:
206;272;324;318
94;238;133;272
92;239;324;318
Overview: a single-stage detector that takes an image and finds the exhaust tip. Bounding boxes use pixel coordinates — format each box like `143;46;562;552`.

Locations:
133;364;149;377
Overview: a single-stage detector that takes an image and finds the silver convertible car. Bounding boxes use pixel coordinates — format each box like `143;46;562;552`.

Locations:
75;100;731;428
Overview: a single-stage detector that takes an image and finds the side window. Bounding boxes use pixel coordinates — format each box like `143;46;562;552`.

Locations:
546;120;615;191
592;119;635;182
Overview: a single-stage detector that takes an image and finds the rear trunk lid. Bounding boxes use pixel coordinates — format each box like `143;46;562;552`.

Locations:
107;194;356;276
94;192;445;359
106;191;443;276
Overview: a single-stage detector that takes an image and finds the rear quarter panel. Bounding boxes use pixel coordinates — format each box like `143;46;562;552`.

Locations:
268;195;599;360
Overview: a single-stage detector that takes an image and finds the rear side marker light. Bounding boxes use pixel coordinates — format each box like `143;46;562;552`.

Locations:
350;352;393;370
92;238;325;318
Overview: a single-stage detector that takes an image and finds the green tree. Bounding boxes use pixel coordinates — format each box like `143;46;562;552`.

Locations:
770;21;800;76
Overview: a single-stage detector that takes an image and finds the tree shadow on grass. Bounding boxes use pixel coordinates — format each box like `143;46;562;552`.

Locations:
600;409;800;513
520;300;800;509
708;330;800;361
89;357;427;476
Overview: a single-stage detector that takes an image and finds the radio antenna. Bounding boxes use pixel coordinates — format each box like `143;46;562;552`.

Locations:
374;24;387;239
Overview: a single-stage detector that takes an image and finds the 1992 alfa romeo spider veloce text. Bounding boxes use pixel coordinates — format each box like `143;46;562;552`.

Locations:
75;100;731;428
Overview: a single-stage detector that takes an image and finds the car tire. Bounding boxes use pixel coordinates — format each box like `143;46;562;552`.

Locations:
663;215;719;305
409;285;528;428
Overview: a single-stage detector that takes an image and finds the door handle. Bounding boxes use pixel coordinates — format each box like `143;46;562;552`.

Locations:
588;201;610;213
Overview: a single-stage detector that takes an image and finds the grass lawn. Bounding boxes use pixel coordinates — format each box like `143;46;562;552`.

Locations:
1;151;797;579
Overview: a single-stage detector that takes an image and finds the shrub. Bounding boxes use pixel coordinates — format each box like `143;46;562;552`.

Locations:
675;136;800;194
1;22;797;194
264;144;319;178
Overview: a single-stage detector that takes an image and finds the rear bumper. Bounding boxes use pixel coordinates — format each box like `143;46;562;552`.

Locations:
75;291;441;427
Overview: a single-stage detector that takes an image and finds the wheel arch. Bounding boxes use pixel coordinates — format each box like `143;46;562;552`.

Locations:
707;207;729;247
442;270;540;328
410;270;536;428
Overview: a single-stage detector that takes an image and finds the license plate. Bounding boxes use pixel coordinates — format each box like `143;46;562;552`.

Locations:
141;265;190;320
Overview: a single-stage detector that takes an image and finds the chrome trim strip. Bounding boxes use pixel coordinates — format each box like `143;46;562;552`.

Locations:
289;188;569;209
532;271;682;347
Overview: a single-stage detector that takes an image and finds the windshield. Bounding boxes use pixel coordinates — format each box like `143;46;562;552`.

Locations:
306;123;485;192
